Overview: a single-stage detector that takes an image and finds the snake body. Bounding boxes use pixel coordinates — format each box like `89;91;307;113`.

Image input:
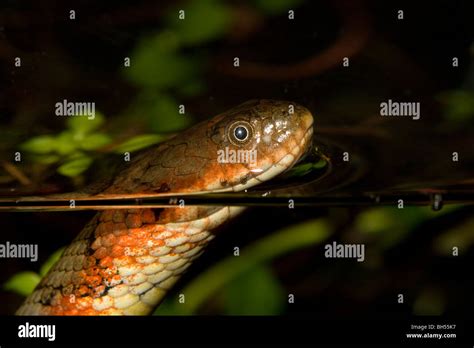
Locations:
16;100;314;315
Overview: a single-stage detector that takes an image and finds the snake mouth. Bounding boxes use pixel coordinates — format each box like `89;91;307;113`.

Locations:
255;123;314;179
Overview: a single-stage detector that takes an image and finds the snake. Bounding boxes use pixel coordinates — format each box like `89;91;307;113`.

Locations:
16;99;314;315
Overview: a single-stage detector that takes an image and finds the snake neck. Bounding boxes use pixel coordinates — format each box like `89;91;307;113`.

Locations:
17;206;244;315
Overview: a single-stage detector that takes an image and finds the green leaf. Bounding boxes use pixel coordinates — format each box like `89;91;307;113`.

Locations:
166;0;231;45
313;158;328;169
355;208;396;235
67;111;105;136
176;79;206;97
57;155;93;177
124;32;201;88
3;271;41;297
149;297;184;316
79;133;112;151
223;265;285;315
438;90;474;122
113;134;165;154
126;91;193;133
433;217;474;255
149;94;193;133
21;135;57;154
254;0;305;15
54;131;78;155
286;158;328;177
286;162;313;177
355;207;417;249
32;154;61;164
356;206;460;249
40;247;65;277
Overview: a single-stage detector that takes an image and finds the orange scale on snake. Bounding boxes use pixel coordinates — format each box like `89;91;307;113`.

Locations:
116;234;137;247
141;209;156;223
84;266;99;277
128;226;153;240
112;222;128;236
77;285;89;297
125;214;142;228
100;233;117;247
110;244;124;258
99;221;115;237
93;222;107;236
113;255;136;267
133;224;156;236
124;246;147;257
99;256;114;268
112;210;126;223
100;210;115;222
90;237;102;251
92;247;109;260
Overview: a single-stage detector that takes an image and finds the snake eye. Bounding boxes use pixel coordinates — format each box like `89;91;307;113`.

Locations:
234;126;248;141
228;121;253;146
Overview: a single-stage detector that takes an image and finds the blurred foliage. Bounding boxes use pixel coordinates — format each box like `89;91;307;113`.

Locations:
124;31;202;89
165;0;232;46
355;205;460;249
20;112;111;177
437;90;474;123
254;0;305;15
154;219;331;315
4;247;64;297
433;217;474;255
413;288;445;315
21;112;108;155
121;0;236;138
20;111;168;178
57;154;94;177
222;265;285;315
3;272;41;297
127;91;192;133
121;0;306;140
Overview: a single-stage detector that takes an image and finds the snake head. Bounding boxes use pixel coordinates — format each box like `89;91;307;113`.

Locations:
104;100;313;195
206;99;314;192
